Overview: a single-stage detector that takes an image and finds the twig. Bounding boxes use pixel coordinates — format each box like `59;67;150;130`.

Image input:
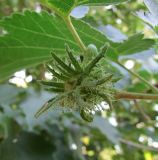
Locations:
133;100;152;122
119;138;158;152
115;90;158;100
117;61;158;93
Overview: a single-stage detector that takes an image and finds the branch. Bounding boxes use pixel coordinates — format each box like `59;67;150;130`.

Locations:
133;100;152;122
117;61;158;93
115;90;158;100
119;138;158;152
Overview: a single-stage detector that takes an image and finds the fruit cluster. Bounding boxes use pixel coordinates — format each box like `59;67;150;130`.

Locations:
35;44;116;122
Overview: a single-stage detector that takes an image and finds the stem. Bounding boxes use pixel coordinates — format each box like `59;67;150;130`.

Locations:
64;16;87;53
133;100;151;122
41;1;86;52
117;61;158;93
119;138;158;152
115;90;158;100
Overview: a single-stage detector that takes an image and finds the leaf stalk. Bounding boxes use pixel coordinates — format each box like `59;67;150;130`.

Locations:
64;16;87;53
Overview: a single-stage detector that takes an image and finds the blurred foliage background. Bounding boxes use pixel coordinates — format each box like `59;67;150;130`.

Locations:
0;0;158;159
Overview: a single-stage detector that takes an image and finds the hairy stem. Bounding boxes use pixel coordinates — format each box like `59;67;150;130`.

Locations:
117;61;158;93
64;16;87;53
41;1;86;52
115;90;158;100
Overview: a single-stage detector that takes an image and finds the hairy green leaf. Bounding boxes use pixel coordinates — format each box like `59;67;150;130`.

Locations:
0;10;107;81
40;0;129;16
110;33;155;56
78;0;128;5
0;11;154;81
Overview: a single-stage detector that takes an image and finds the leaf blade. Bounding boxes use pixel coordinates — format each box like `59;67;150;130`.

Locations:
0;10;107;81
0;11;155;81
40;0;129;16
